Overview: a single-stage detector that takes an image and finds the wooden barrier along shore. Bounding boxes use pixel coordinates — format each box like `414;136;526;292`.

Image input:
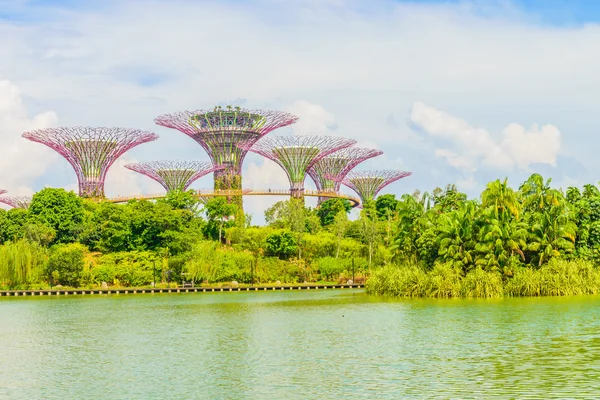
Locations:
0;284;364;297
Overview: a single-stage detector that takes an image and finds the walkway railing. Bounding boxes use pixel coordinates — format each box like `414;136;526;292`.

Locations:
106;189;361;207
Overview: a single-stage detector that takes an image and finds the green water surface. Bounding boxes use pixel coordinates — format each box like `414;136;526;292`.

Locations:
1;290;599;399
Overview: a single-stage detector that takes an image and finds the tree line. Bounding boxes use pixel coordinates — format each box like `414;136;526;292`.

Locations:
2;172;600;297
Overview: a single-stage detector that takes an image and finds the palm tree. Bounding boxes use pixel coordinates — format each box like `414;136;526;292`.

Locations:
528;205;577;266
437;201;479;272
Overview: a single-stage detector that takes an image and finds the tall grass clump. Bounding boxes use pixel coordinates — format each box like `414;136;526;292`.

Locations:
460;267;504;298
0;240;49;289
505;259;600;297
366;264;428;297
424;263;463;298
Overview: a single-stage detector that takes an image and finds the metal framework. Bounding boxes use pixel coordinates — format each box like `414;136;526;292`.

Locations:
0;196;31;209
154;106;298;206
124;161;223;193
329;170;412;204
307;147;383;204
240;135;356;198
22;127;158;198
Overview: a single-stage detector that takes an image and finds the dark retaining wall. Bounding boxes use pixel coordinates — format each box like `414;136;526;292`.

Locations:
0;284;363;297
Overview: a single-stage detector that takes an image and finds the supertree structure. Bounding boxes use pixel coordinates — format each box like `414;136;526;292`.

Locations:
240;135;357;199
0;196;31;209
154;106;298;207
22;127;159;198
328;170;412;205
0;189;6;196
307;147;383;204
124;161;223;193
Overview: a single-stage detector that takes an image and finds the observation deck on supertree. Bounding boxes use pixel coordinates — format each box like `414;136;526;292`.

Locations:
124;161;224;193
154;106;298;207
22;127;159;198
0;196;31;209
307;147;383;204
240;135;356;199
328;169;412;205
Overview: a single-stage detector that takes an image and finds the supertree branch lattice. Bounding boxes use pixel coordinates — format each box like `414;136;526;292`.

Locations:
124;161;224;193
240;135;357;199
328;170;412;204
0;196;31;209
307;147;383;204
0;189;6;196
154;106;298;206
22;127;159;198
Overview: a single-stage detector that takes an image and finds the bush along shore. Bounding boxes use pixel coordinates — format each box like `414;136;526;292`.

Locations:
4;173;600;298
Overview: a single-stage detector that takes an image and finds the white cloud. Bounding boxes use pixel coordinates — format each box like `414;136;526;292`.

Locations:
500;123;561;169
104;158;164;198
285;101;337;135
410;102;562;182
0;80;59;194
242;158;290;220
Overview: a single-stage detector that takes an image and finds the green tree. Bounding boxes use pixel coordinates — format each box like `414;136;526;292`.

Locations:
375;194;398;220
332;210;350;258
359;201;379;268
317;198;351;226
46;243;86;287
204;197;238;243
29;188;84;244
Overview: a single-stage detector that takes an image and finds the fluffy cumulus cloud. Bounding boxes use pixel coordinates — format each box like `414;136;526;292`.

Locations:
0;80;58;195
104;157;163;198
285;101;337;135
410;102;562;183
1;0;600;217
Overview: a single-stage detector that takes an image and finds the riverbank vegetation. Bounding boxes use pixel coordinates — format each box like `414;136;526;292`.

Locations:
2;173;600;298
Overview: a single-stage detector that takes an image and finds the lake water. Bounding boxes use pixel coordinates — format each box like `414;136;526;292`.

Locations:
0;290;599;399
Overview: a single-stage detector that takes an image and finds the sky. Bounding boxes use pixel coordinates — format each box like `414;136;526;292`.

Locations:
1;0;600;223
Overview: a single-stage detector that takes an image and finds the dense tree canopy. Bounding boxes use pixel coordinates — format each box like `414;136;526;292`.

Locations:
3;173;600;294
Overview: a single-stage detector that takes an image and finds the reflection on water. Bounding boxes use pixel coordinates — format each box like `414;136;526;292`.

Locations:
0;291;599;399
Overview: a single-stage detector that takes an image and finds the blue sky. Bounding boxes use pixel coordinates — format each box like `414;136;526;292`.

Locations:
1;0;600;222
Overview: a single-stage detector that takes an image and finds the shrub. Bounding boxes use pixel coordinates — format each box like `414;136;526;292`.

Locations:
47;243;86;287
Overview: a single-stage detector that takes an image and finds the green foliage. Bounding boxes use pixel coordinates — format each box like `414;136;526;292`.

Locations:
317;198;351;226
47;243;86;287
29;188;84;244
369;259;600;298
0;240;49;289
183;241;254;283
203;197;238;242
375;194;398;220
90;251;159;287
265;230;297;260
159;189;202;212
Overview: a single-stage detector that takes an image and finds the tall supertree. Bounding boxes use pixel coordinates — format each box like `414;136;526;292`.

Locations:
329;170;412;205
22;127;158;198
154;106;298;207
0;196;31;209
240;135;357;199
124;161;223;193
307;147;383;204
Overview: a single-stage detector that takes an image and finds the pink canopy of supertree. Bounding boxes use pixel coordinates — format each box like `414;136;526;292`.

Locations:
0;189;6;196
0;196;31;209
22;127;159;198
307;147;383;204
154;105;298;181
240;135;357;198
124;161;223;193
327;169;412;205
